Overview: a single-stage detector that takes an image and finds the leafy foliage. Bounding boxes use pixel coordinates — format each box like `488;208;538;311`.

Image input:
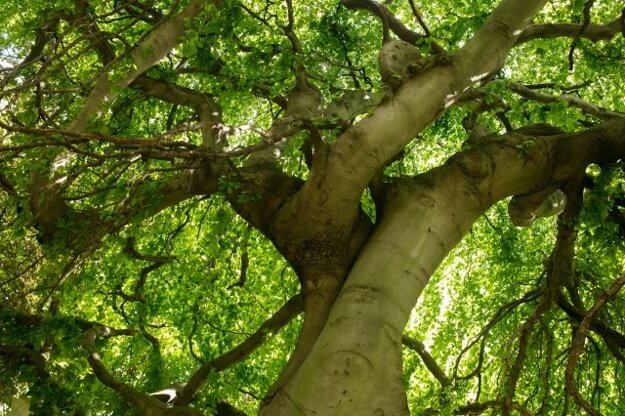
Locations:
1;0;625;415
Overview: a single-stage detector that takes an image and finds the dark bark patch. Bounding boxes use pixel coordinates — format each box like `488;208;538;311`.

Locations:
417;195;436;208
321;349;374;380
341;284;383;304
453;150;495;182
485;19;515;44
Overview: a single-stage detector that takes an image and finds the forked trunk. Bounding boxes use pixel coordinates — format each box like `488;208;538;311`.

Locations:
261;166;489;415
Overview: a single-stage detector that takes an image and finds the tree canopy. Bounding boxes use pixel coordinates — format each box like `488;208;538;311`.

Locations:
1;0;625;415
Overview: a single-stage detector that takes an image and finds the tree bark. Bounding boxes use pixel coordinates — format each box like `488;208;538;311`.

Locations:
261;114;625;414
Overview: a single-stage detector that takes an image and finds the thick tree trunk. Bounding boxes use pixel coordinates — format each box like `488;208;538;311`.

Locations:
257;0;551;411
263;270;346;401
260;118;625;415
260;160;490;415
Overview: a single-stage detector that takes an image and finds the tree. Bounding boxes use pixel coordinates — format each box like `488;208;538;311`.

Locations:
1;0;625;414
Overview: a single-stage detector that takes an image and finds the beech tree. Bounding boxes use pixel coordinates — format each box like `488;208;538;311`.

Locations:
2;0;625;414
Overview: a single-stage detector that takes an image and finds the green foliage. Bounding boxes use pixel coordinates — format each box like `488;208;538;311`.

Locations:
1;0;625;414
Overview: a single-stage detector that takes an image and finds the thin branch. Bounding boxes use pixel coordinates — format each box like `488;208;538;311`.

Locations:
227;250;249;290
568;0;596;71
452;400;535;416
558;295;625;363
453;288;542;381
0;16;61;90
565;273;625;416
228;229;251;290
174;293;304;406
507;82;625;120
402;335;450;388
188;302;204;364
408;0;431;37
118;237;176;303
0;119;310;161
502;298;552;416
341;0;445;53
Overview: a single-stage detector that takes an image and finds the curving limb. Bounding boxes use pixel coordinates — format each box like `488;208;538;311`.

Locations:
517;15;624;45
173;293;304;406
565;273;625;416
402;335;450;388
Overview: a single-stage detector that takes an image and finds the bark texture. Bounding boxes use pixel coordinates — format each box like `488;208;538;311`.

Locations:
260;0;551;414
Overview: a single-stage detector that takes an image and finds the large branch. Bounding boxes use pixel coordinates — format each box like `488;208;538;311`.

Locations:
0;345;50;379
264;117;625;414
262;6;550;396
0;344;86;413
517;16;623;45
82;325;202;416
69;0;223;133
132;76;225;151
27;0;223;246
508;82;625;121
283;0;548;233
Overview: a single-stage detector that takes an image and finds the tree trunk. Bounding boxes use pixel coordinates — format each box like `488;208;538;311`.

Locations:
260;116;625;414
261;163;490;415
